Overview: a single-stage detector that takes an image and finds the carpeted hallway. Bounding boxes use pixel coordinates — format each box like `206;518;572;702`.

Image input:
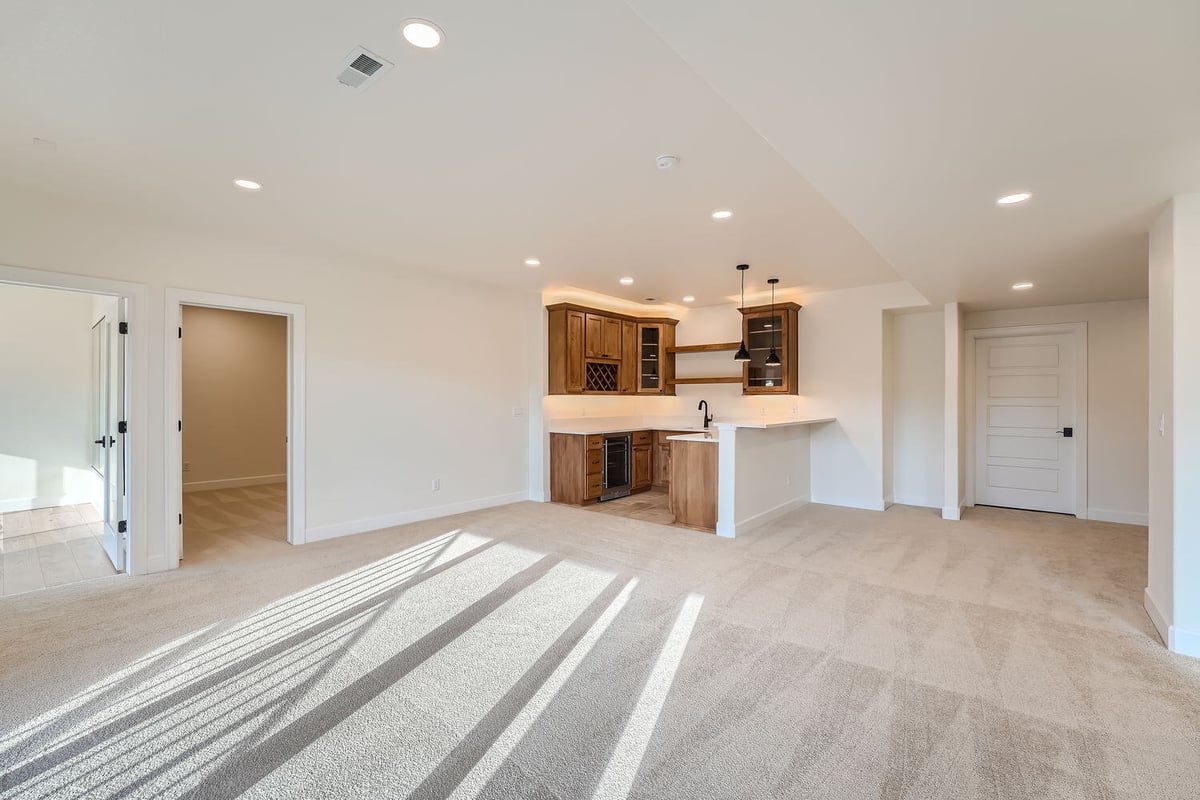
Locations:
0;501;1197;799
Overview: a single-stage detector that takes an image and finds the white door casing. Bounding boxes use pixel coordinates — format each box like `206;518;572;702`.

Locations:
101;298;128;570
972;327;1085;515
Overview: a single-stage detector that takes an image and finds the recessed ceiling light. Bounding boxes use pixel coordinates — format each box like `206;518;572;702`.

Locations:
997;192;1032;206
682;295;695;303
524;258;541;267
401;19;444;48
619;277;634;285
233;178;262;191
1012;281;1034;290
711;209;733;220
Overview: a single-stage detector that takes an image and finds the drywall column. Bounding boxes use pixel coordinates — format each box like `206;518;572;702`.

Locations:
1147;194;1200;657
943;303;962;520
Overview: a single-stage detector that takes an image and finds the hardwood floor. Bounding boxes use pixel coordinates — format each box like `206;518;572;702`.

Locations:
182;483;288;564
0;503;118;596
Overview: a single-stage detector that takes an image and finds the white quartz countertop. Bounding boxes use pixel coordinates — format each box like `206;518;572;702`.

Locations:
714;417;836;430
666;432;719;444
548;416;835;434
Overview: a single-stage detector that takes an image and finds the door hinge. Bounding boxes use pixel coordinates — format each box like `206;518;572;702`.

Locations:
117;520;128;533
118;420;128;434
179;513;183;525
178;420;182;432
119;321;129;334
178;327;182;338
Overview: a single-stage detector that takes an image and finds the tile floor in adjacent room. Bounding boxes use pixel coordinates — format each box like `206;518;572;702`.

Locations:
0;503;119;596
579;488;705;532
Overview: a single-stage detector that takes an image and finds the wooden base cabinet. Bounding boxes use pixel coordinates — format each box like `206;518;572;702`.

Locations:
550;433;604;505
669;440;718;531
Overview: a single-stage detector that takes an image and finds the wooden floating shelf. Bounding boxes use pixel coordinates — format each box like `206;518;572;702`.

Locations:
668;376;743;385
667;341;741;354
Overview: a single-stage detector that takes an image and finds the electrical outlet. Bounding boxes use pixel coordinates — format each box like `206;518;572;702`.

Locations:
182;462;191;472
512;407;525;417
432;478;441;491
785;474;791;486
792;406;799;417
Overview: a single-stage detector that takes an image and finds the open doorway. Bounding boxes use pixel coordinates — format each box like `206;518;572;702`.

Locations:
0;282;128;595
166;289;306;567
179;305;288;563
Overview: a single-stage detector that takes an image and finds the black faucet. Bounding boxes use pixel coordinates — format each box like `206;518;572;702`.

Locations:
698;400;713;429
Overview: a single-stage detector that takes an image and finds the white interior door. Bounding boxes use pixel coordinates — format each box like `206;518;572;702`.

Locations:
975;333;1078;514
90;318;109;516
100;300;128;571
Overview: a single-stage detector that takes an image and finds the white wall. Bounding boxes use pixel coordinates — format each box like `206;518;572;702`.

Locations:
889;310;945;508
181;306;288;489
542;281;930;511
965;299;1150;525
943;302;965;519
0;190;535;570
1147;203;1174;635
0;283;96;512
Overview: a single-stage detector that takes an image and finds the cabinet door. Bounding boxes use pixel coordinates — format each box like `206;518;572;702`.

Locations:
633;446;652;489
653;443;671;486
620;320;638;394
743;310;791;394
566;311;585;393
602;316;622;359
584;314;606;359
637;323;662;394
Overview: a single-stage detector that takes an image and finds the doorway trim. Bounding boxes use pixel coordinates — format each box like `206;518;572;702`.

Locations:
964;322;1088;517
0;262;149;574
165;289;307;566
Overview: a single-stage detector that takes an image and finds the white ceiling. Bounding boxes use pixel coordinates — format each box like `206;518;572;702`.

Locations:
2;1;1196;309
627;0;1200;308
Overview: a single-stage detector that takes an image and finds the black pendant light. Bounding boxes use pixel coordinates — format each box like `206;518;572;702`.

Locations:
765;277;782;367
734;264;751;362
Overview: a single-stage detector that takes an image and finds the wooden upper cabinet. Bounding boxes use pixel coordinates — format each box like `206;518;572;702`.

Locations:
620;320;638;394
739;302;801;395
636;322;676;395
565;311;585;393
546;303;678;396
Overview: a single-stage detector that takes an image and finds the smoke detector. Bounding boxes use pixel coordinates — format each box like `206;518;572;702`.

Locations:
655;154;679;170
337;48;394;91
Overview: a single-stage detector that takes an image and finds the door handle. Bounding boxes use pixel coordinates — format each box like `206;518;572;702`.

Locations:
94;438;106;446
1056;427;1073;438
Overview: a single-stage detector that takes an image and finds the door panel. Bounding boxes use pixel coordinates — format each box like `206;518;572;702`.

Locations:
565;311;585;392
602;317;622;360
584;314;605;358
101;300;128;571
975;333;1077;514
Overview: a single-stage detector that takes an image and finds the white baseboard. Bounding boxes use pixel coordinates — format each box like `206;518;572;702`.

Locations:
305;491;528;543
183;474;287;493
144;553;177;575
811;495;887;512
1169;624;1200;659
1144;587;1170;645
892;494;942;509
1088;507;1149;526
730;496;810;538
0;494;94;513
942;504;962;521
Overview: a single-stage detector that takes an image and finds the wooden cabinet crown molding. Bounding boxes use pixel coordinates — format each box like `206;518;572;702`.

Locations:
545;302;679;325
737;301;802;315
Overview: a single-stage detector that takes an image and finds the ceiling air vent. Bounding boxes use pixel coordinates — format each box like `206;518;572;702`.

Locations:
337;48;393;91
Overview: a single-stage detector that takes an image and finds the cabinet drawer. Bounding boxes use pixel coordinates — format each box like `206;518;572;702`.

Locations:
586;434;603;450
586;450;603;475
586;474;603;498
632;430;652;446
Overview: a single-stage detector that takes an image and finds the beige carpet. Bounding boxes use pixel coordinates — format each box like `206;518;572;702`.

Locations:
0;501;1197;799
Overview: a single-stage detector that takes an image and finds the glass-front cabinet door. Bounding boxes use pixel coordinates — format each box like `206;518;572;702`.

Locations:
740;303;800;395
638;324;661;392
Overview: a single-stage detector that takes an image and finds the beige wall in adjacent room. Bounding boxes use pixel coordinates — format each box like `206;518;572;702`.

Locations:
182;306;287;489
